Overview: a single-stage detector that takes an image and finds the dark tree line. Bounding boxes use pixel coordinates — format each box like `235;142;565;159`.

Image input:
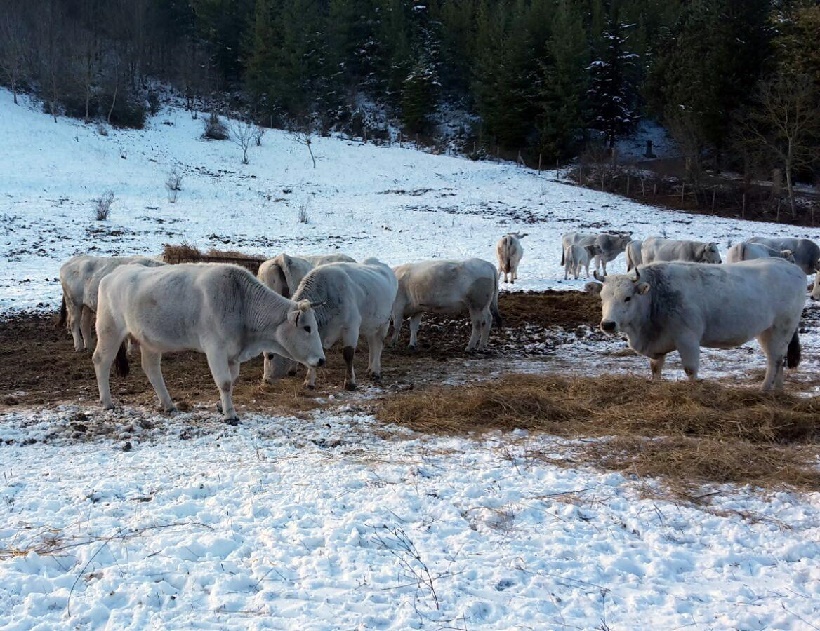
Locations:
1;0;817;183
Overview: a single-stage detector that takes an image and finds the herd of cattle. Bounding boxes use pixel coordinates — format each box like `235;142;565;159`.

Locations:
56;231;820;422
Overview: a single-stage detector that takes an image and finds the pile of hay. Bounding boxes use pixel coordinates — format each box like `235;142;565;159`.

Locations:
162;244;267;273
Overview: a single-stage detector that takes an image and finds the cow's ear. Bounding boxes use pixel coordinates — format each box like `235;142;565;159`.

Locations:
636;282;650;294
287;309;301;326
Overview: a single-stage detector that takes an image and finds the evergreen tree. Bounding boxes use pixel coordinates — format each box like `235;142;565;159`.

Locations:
536;0;589;161
646;0;772;164
586;11;639;148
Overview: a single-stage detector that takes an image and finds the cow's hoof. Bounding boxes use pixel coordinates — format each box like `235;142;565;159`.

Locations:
288;369;299;376
370;373;382;383
216;402;223;414
305;384;316;391
408;344;416;351
224;417;240;426
345;382;357;392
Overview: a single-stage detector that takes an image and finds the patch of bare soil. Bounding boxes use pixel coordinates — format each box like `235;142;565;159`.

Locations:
0;291;602;417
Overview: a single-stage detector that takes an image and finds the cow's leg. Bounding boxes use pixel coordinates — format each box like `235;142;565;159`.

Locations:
342;326;360;391
303;365;318;390
758;329;786;392
466;308;483;352
92;313;124;410
263;353;296;383
408;314;423;349
67;300;84;351
204;350;238;423
649;355;666;380
677;339;700;381
140;347;176;413
390;303;405;347
478;307;492;350
367;323;389;382
80;306;96;350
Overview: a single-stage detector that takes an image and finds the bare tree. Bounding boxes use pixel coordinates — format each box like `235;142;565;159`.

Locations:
229;118;256;164
738;74;819;217
292;129;317;168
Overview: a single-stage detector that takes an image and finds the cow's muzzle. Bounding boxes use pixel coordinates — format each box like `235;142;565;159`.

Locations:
600;320;617;333
316;357;326;367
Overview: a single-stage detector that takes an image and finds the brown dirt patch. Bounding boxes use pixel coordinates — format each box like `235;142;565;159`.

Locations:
0;291;601;415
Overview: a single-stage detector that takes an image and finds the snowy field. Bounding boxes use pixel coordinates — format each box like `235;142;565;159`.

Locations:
1;89;819;629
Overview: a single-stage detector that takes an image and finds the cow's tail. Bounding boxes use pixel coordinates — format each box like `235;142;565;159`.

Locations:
739;242;746;261
114;340;130;378
57;294;67;328
560;243;565;266
491;273;503;328
787;329;801;369
626;247;634;271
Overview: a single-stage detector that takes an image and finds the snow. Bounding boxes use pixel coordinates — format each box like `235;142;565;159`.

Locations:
1;89;819;629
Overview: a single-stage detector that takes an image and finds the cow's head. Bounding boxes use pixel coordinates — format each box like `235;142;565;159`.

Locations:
585;243;603;257
278;300;326;367
696;243;722;264
779;249;796;264
597;268;650;334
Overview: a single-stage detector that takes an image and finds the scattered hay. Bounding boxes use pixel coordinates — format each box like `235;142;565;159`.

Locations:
161;243;266;273
377;374;820;494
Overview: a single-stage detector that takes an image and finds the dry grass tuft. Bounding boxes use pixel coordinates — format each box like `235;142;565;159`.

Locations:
377;374;820;494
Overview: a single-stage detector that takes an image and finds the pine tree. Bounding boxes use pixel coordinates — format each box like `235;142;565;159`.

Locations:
586;11;639;148
536;0;589;161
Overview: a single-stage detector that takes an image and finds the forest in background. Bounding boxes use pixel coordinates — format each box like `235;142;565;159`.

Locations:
1;0;818;218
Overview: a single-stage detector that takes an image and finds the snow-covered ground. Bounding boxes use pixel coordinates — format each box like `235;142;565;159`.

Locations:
1;90;819;629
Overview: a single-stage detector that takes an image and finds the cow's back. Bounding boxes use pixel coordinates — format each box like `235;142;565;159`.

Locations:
649;260;805;348
100;263;249;351
748;237;819;275
396;259;494;314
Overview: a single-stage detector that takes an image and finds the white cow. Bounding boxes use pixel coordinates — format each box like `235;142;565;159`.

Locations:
640;237;722;265
391;258;501;352
595;259;805;391
257;253;355;298
563;243;598;280
496;232;527;283
625;240;642;271
561;231;631;275
93;263;325;422
265;258;398;391
746;237;820;276
725;242;795;264
59;254;164;351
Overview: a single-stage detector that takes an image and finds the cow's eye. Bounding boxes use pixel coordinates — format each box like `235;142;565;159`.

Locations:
624;296;631;302
303;325;311;333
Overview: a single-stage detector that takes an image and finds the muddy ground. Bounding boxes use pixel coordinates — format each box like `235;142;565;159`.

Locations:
0;291;607;418
4;288;819;428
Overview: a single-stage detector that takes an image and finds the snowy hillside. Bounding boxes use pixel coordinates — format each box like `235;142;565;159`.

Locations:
1;90;819;630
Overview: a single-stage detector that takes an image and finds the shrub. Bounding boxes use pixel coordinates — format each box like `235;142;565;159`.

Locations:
203;111;228;140
93;191;115;221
